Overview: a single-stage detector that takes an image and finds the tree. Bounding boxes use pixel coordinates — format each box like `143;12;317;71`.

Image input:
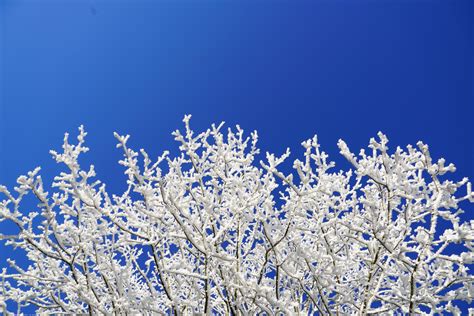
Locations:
0;115;473;315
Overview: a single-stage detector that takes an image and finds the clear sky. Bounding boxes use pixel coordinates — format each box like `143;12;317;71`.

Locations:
0;0;473;312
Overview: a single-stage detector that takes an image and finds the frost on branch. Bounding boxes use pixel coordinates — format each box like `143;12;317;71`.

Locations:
0;118;473;315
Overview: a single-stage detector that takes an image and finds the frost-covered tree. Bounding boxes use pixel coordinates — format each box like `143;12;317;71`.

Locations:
1;116;473;315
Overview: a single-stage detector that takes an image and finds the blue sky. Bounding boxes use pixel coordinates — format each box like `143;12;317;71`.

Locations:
1;0;472;188
0;0;473;312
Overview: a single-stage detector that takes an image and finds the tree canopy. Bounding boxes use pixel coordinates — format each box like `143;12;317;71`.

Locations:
1;116;473;314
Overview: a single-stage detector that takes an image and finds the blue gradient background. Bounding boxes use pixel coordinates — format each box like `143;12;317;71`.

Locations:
0;0;473;313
